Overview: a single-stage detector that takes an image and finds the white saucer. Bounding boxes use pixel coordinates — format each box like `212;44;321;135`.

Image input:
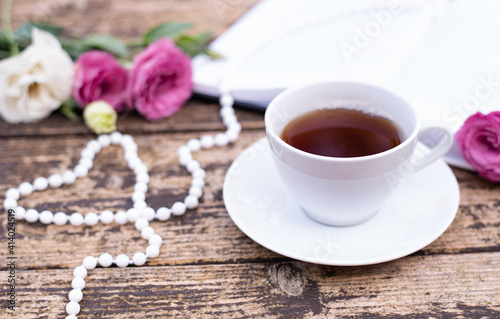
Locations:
223;138;460;266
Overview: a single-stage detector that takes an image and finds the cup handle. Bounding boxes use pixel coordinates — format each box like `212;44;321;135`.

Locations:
410;120;454;173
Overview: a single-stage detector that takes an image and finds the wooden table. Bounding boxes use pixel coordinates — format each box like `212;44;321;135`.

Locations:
1;0;499;317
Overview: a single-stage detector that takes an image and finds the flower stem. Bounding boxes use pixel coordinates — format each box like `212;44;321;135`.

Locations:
1;0;18;55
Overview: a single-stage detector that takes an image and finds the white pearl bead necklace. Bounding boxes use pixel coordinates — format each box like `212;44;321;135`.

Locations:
4;94;240;318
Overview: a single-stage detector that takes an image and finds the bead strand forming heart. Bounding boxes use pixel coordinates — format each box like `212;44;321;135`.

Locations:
3;92;241;318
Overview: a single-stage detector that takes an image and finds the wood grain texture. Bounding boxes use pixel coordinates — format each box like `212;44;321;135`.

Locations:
0;129;499;271
0;254;499;318
1;0;499;318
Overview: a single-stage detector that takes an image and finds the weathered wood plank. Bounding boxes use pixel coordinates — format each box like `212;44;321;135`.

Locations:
0;100;265;137
1;253;498;318
10;0;260;39
0;131;498;271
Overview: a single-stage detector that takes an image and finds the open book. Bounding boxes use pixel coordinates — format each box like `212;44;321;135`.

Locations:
192;0;500;170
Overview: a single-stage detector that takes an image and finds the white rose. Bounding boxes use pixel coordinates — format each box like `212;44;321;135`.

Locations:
0;28;74;123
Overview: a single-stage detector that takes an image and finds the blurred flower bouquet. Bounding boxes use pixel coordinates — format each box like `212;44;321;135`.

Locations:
0;0;220;132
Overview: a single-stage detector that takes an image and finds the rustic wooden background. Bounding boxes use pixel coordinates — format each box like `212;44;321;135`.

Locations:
1;0;499;318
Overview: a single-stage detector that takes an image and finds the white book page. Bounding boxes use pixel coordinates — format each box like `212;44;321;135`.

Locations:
386;0;500;132
193;0;428;103
385;0;500;168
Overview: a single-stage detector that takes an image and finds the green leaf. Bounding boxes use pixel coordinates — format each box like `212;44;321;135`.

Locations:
205;49;224;60
175;32;214;58
0;49;12;59
0;32;12;50
82;34;129;57
59;38;85;61
13;21;64;44
58;100;81;122
143;22;192;45
30;21;64;36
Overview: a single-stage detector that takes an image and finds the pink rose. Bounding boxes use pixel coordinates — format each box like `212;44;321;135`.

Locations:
128;38;192;121
456;111;500;182
73;51;129;111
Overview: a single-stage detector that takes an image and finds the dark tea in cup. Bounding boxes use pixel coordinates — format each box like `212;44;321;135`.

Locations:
280;108;403;158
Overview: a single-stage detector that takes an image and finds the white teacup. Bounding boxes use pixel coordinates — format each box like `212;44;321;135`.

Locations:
265;81;453;226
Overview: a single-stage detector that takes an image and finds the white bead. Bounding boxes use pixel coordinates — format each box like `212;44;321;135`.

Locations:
3;198;17;210
127;157;142;170
214;133;229;147
18;182;33;196
70;213;84;226
54;212;68;225
115;254;130;268
73;266;87;278
100;210;114;224
228;122;242;133
156;207;171;221
186;160;200;173
149;234;163;246
39;210;54;224
68;289;83;302
134;164;148;176
133;200;147;209
62;171;76;184
25;209;39;223
120;134;134;146
184;195;199;209
177;145;191;157
66;301;80;315
99;253;113;267
223;114;238;126
135;218;149;231
192;168;206;179
87;140;101;153
225;129;239;142
83;256;97;270
200;135;214;148
6;188;20;200
124;150;138;163
123;142;138;152
142;207;156;221
132;252;147;266
132;191;146;202
219;93;234;106
84;212;99;226
141;226;155;240
80;147;95;160
79;157;93;170
187;139;201;152
136;173;150;184
179;153;193;166
220;106;235;118
48;174;63;188
33;177;48;191
134;182;148;193
172;202;186;216
14;207;26;220
71;277;85;289
189;186;203;198
127;208;140;222
97;134;111;147
115;210;128;225
110;131;123;144
66;315;78;319
74;165;88;178
146;245;160;258
191;177;205;188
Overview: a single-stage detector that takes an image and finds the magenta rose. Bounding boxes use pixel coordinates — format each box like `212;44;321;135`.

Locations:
73;51;129;111
128;38;192;121
456;111;500;182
